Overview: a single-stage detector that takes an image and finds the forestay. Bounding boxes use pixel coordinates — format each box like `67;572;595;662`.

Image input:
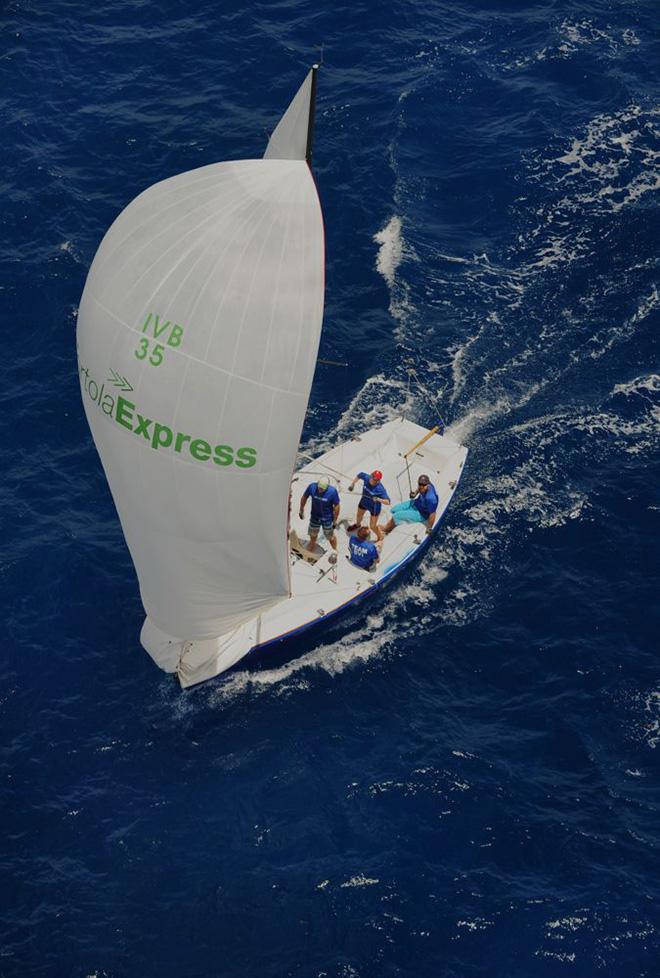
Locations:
77;75;324;642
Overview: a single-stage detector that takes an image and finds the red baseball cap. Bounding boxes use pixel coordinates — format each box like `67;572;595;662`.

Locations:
371;470;383;481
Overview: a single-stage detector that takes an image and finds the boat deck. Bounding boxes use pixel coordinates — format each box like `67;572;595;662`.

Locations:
171;417;467;686
286;418;467;615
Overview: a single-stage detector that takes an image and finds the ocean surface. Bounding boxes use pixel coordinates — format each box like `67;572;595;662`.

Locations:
2;1;659;975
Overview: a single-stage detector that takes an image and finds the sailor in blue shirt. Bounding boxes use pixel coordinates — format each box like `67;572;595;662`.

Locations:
348;526;380;571
384;474;439;536
299;475;340;551
346;469;390;542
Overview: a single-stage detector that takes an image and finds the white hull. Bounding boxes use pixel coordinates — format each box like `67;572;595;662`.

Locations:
141;417;467;687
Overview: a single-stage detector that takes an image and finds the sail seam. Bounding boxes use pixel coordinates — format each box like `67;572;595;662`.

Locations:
163;191;272;568
94;162;273;277
207;181;297;601
88;293;311;398
106;193;257;318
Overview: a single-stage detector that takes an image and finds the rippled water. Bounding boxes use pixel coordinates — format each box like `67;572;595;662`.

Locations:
2;1;659;975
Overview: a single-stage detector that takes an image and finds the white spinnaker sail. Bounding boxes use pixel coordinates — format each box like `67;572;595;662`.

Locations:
264;67;317;162
77;157;324;640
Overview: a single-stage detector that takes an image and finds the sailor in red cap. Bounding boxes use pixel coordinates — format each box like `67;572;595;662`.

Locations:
347;469;390;542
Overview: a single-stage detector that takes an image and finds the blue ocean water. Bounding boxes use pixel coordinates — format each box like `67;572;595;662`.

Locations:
2;0;659;974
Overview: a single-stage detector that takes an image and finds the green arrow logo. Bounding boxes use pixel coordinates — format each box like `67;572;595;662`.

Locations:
107;368;134;392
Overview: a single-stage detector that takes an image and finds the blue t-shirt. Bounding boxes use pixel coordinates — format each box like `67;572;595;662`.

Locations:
305;483;340;523
349;534;379;569
356;472;389;502
414;483;439;518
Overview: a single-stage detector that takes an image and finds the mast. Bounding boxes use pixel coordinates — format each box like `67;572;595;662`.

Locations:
305;64;319;166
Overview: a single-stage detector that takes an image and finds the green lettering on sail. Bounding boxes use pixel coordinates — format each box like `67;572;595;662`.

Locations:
134;312;186;367
80;367;257;469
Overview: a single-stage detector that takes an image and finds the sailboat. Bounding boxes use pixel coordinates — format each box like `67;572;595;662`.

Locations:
77;66;468;688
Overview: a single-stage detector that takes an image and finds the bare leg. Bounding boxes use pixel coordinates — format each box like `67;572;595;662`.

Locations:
307;530;319;551
347;506;367;532
328;531;338;551
370;512;384;542
383;517;395;535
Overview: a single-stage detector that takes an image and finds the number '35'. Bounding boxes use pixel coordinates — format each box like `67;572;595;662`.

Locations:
135;339;164;367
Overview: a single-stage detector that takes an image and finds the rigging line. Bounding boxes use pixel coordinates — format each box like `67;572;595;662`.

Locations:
405;455;414;495
318;357;348;367
295;474;380;498
406;364;446;430
296;454;353;482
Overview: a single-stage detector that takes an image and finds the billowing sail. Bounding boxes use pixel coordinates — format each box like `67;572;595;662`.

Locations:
264;66;318;162
77;146;324;641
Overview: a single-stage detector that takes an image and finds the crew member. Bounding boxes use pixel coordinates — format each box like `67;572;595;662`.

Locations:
383;474;439;536
348;526;380;571
299;475;340;551
346;469;390;542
